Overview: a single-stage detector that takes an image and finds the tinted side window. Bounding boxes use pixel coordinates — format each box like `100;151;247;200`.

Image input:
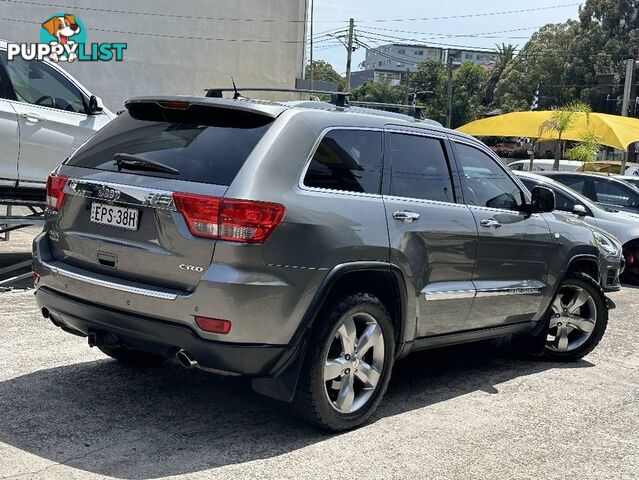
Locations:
553;190;577;212
555;175;586;194
2;56;86;113
389;133;454;202
303;130;382;194
593;179;639;207
455;142;523;211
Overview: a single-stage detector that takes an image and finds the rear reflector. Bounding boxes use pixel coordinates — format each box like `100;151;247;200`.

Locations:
45;173;68;211
173;193;284;243
195;316;231;334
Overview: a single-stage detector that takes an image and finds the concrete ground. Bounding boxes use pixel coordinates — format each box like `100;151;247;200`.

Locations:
0;232;637;479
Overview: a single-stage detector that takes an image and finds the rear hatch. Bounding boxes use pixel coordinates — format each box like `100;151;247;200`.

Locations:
49;98;281;292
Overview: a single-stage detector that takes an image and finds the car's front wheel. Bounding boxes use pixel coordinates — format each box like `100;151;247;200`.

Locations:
293;293;395;431
543;273;608;361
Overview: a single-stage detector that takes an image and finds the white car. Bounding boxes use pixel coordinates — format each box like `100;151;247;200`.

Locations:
508;159;585;172
0;41;114;199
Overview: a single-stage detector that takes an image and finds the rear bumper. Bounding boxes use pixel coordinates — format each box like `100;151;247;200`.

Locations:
35;286;293;376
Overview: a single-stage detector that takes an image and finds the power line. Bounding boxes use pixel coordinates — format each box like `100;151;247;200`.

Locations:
364;25;538;39
0;16;311;43
354;3;579;23
0;0;311;23
0;0;580;24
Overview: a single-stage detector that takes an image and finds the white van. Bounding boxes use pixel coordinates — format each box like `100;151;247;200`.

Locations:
508;159;585;172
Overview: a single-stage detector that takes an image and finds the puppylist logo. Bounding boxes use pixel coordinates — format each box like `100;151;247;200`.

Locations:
6;13;127;63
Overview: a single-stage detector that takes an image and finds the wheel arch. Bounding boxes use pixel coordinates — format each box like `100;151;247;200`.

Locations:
251;261;411;402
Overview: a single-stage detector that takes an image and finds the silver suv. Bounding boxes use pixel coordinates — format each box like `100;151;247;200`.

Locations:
33;95;622;431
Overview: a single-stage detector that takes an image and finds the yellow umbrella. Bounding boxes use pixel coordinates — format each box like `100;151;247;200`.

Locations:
456;111;639;151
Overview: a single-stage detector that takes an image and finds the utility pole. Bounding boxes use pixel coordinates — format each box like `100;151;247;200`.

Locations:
446;50;454;129
345;18;354;91
309;0;314;90
621;58;635;173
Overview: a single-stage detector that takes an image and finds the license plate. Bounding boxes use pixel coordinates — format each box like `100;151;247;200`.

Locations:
90;203;139;231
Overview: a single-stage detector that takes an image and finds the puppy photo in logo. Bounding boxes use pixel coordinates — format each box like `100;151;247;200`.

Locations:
41;14;81;62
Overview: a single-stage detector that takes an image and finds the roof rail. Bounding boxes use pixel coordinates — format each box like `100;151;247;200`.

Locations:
349;101;423;120
204;87;350;107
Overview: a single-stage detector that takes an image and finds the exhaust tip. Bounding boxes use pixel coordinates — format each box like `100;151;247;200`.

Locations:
176;349;196;369
41;307;49;319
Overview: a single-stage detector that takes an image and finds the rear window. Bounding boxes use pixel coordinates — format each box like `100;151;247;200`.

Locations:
66;105;274;186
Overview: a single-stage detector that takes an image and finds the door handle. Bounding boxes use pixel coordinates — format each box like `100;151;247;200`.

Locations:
480;218;501;228
393;210;420;223
19;113;46;122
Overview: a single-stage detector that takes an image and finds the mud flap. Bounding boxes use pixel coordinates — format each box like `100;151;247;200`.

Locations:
251;338;309;403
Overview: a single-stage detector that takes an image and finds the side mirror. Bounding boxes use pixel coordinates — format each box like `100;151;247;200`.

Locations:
530;186;555;213
88;95;104;114
573;204;587;216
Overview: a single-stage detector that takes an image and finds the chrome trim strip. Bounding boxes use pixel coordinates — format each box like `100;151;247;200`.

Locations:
423;281;476;301
424;289;477;301
474;280;546;298
66;179;176;210
423;280;546;301
42;260;178;300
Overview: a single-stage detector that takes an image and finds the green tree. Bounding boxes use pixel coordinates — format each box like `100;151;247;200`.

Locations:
350;80;408;104
494;21;600;111
483;43;517;107
451;62;490;128
538;101;592;169
411;59;448;122
305;60;345;90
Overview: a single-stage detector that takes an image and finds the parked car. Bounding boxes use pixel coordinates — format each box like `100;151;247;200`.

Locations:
508;159;584;172
616;176;639;189
33;95;622;431
540;171;639;214
576;161;639;176
0;40;114;200
516;171;639;283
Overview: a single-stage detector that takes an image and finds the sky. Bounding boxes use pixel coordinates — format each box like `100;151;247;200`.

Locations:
309;0;581;73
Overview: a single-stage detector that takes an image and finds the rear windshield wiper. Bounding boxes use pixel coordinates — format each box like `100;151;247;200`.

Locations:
113;153;179;175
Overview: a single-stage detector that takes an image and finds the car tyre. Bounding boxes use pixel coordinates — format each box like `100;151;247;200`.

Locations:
98;346;166;366
542;272;608;362
292;293;395;432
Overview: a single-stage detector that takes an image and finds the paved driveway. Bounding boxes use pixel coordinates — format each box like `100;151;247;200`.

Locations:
0;287;637;479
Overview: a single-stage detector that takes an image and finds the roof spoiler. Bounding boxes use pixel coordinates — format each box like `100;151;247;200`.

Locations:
350;101;423;120
205;87;350;108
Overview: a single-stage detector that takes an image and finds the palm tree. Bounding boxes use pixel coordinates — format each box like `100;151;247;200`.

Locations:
538;102;592;170
483;43;517;106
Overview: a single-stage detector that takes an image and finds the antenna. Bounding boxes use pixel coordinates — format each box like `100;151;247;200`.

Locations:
231;77;241;100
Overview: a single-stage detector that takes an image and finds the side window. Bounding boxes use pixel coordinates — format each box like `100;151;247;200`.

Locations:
2;56;86;113
303;129;382;194
553;190;577;212
556;175;586;194
454;142;524;211
593;179;639;207
389;133;454;202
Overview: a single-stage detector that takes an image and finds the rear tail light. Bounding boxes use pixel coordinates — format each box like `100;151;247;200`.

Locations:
195;316;231;334
173;193;284;243
45;173;68;211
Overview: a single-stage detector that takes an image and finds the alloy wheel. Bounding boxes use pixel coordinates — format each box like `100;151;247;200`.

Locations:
547;285;597;353
323;312;385;414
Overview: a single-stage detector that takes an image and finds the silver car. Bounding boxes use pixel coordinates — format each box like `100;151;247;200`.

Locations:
32;95;622;431
517;171;639;283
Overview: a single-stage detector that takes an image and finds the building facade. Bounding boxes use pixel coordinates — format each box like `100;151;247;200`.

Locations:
361;43;444;73
0;0;308;110
354;43;497;87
